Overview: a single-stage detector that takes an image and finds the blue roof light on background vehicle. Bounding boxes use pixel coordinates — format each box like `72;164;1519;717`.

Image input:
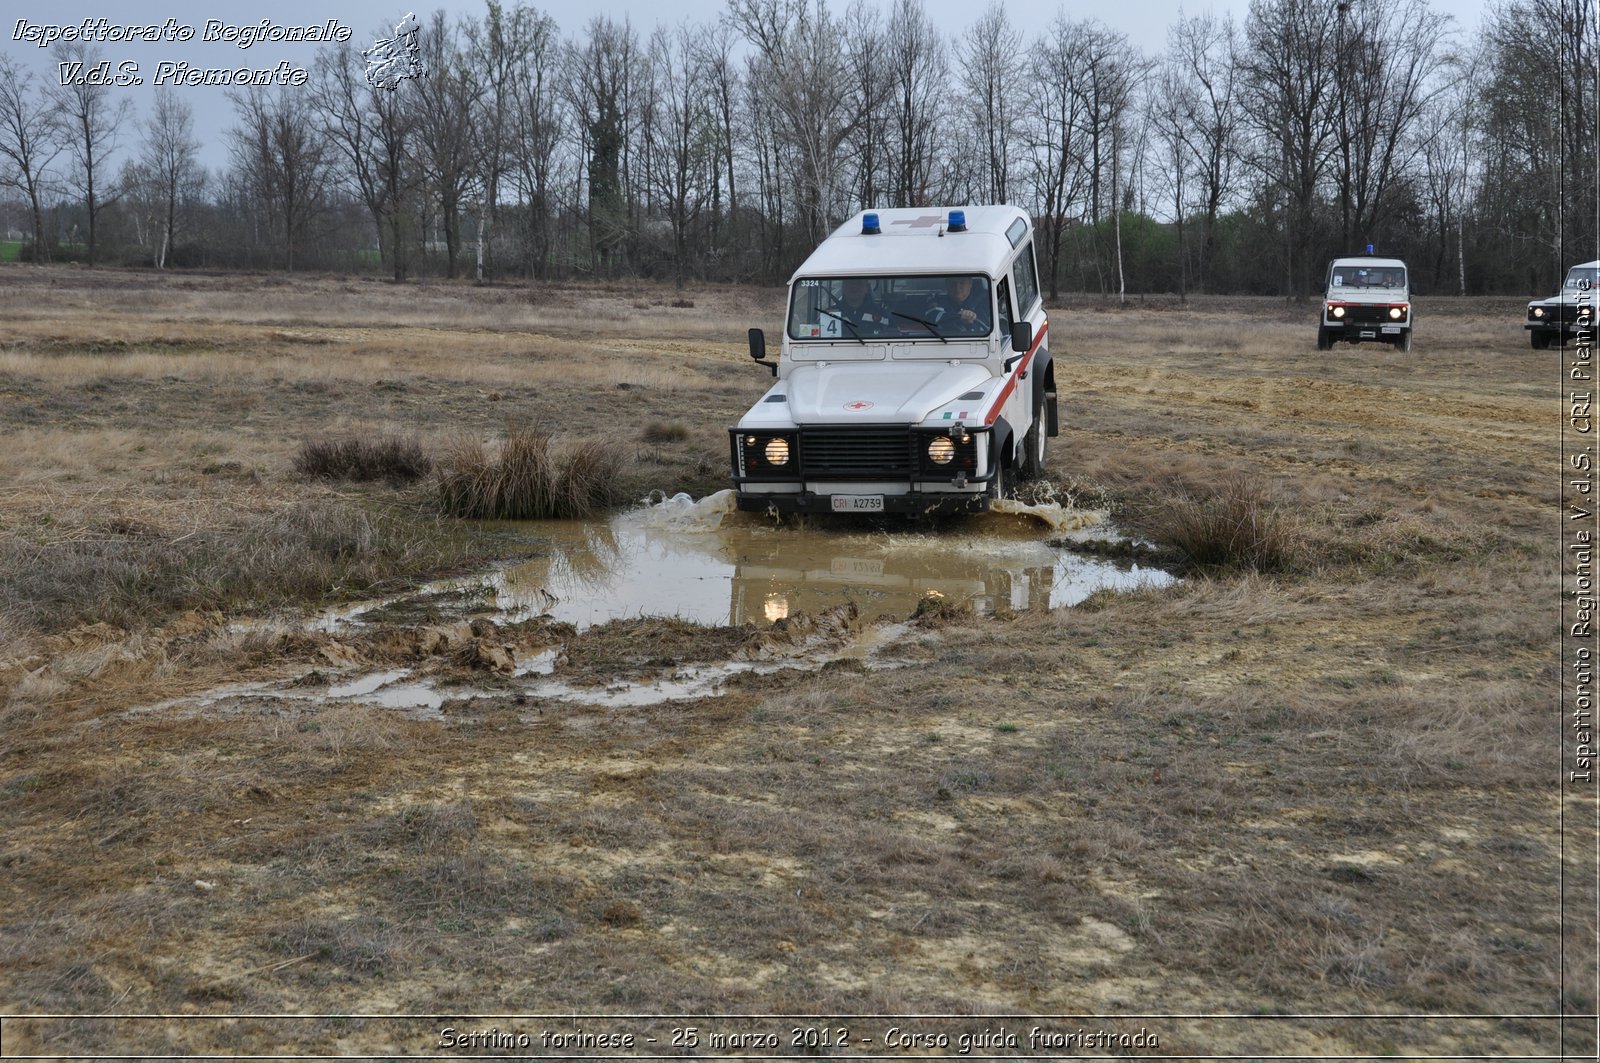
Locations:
862;212;881;235
947;209;967;232
1365;243;1375;254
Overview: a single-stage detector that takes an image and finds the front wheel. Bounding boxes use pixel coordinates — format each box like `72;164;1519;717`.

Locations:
1531;332;1551;350
1020;391;1047;481
1395;329;1413;352
987;453;1019;502
1316;326;1332;351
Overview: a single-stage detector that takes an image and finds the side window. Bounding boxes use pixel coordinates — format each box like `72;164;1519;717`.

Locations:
1013;242;1041;317
996;276;1014;337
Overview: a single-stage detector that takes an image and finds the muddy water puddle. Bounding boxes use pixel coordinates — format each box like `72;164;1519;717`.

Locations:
334;490;1172;631
142;492;1172;718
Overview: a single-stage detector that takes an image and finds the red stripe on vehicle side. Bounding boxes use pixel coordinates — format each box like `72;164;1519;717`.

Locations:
984;321;1049;426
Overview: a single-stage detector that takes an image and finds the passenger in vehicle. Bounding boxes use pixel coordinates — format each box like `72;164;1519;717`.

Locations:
838;278;891;333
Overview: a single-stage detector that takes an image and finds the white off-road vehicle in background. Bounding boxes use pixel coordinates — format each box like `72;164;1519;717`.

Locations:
1317;254;1413;351
1526;260;1598;349
729;205;1056;516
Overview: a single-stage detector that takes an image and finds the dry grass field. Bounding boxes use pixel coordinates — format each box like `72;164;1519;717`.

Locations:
0;266;1591;1058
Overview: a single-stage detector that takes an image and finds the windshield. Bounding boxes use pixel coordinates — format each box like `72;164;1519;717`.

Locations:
787;275;994;341
1563;267;1599;290
1328;264;1407;290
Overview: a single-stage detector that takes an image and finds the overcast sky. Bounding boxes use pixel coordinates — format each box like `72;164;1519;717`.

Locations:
2;0;1490;176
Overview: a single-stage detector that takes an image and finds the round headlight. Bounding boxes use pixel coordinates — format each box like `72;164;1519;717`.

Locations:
1534;307;1546;318
764;438;790;465
1389;307;1401;319
1332;305;1346;318
928;437;955;465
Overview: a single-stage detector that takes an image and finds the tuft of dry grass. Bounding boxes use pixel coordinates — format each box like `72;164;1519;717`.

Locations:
434;428;621;520
293;436;431;484
0;498;487;634
1133;474;1299;574
641;421;689;444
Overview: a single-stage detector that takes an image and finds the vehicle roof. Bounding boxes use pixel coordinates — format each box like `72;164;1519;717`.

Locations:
1566;260;1600;271
790;206;1031;281
1330;256;1408;269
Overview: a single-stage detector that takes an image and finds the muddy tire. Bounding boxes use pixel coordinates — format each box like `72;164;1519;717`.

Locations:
1020;391;1047;481
1531;332;1551;350
1316;326;1332;351
1395;329;1413;353
988;453;1019;502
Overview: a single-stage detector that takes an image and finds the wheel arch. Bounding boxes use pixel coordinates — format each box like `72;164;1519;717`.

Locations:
991;415;1017;471
1032;350;1058;436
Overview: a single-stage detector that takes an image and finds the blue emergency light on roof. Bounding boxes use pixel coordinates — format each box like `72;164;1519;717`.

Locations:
862;212;881;235
1365;243;1375;254
948;209;967;232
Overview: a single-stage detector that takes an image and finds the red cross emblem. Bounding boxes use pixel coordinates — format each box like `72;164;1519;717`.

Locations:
845;400;873;411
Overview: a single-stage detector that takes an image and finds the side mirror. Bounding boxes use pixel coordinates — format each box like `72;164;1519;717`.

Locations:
1010;321;1033;353
749;327;777;377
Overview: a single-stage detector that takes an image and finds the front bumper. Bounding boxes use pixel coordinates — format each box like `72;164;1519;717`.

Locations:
1324;321;1408;336
733;490;992;516
729;423;1000;516
1527;308;1593;334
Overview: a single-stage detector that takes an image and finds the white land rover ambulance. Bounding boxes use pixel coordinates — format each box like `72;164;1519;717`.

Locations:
1317;253;1413;351
729;205;1056;516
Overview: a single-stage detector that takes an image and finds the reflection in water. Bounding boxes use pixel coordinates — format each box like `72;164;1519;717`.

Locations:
486;491;1172;629
142;495;1176;719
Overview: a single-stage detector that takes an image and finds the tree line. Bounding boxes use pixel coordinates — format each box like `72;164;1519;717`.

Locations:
0;0;1594;297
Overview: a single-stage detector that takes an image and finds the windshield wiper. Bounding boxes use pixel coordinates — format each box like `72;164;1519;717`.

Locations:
890;311;949;342
816;308;866;344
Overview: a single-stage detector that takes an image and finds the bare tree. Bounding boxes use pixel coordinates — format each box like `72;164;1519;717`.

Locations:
648;23;714;287
727;0;856;245
743;50;792;277
1086;35;1144;299
415;12;484;278
841;0;890;209
228;87;335;270
957;2;1021;205
0;56;62;260
311;41;421;281
1330;0;1456;253
138;90;203;269
1021;15;1094;297
884;0;948;207
1475;0;1599;289
1240;0;1341;296
466;1;555;281
504;9;564;278
1417;61;1476;293
1147;61;1194;298
49;41;132;264
697;20;743;255
566;15;641;274
1167;12;1243;290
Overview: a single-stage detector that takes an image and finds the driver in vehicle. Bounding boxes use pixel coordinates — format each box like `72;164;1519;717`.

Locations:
933;276;991;333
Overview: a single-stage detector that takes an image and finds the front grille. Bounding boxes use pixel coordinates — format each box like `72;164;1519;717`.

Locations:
1338;304;1403;324
799;427;914;478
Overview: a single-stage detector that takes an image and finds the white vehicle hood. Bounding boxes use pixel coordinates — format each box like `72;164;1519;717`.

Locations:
785;360;993;425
